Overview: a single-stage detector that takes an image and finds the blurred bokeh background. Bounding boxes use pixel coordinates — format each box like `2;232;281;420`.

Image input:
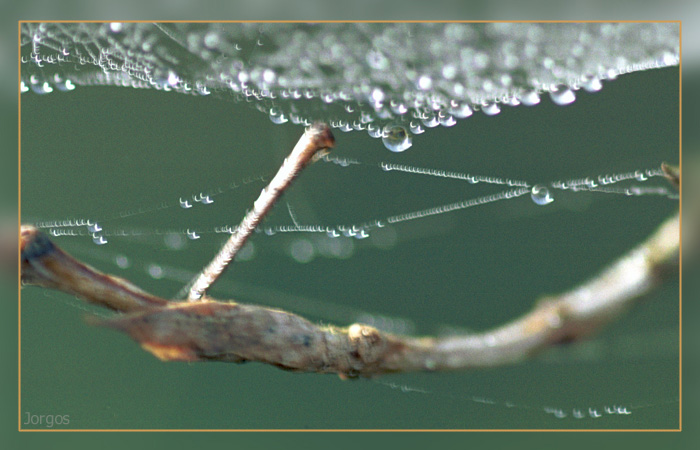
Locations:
2;1;697;448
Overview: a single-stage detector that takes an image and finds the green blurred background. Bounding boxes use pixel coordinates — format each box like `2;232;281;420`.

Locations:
19;55;679;430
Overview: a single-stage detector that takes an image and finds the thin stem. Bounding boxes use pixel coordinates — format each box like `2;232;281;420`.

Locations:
186;123;335;301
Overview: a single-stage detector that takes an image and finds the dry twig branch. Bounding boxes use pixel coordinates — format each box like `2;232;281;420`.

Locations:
18;124;680;379
186;123;335;300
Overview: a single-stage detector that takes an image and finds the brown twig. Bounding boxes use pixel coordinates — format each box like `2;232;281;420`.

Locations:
19;208;678;378
186;123;334;301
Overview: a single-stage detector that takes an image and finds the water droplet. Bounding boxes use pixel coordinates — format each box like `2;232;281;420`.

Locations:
605;68;619;80
421;115;440;128
30;78;52;94
549;85;576;105
581;75;603;92
196;83;210;96
269;108;288;124
660;52;678;66
481;101;501;116
447;101;473;118
531;185;554;205
505;95;520;106
519;90;540;106
61;79;75;91
166;71;179;87
109;22;123;33
438;113;456;127
409;121;425;134
52;73;76;92
87;223;102;233
390;101;408;115
382;125;412;153
367;124;383;138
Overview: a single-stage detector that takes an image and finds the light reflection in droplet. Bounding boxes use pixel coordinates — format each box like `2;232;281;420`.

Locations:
531;185;554;205
382;125;412;152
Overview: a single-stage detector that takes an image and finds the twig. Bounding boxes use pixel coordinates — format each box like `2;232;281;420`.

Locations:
20;226;167;312
186;123;334;301
19;208;678;378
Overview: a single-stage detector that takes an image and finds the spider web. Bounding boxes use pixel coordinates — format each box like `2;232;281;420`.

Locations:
19;22;679;430
21;22;679;151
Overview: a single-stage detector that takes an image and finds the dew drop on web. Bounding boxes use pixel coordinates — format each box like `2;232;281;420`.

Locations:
382;125;412;153
481;101;501;116
531;185;554;206
549;84;576;106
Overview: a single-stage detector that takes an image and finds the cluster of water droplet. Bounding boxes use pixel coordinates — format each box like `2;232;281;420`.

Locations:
21;22;678;152
32;157;677;251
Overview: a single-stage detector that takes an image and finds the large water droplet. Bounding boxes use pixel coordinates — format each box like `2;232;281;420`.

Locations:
438;113;456;127
580;75;603;92
382;125;412;152
519;90;540;106
448;101;473;118
390;101;408;115
409;121;425;134
549;85;576;105
481;101;501;116
531;185;554;205
421;115;440;128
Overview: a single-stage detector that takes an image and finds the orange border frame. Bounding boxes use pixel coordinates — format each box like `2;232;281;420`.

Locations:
17;20;682;432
